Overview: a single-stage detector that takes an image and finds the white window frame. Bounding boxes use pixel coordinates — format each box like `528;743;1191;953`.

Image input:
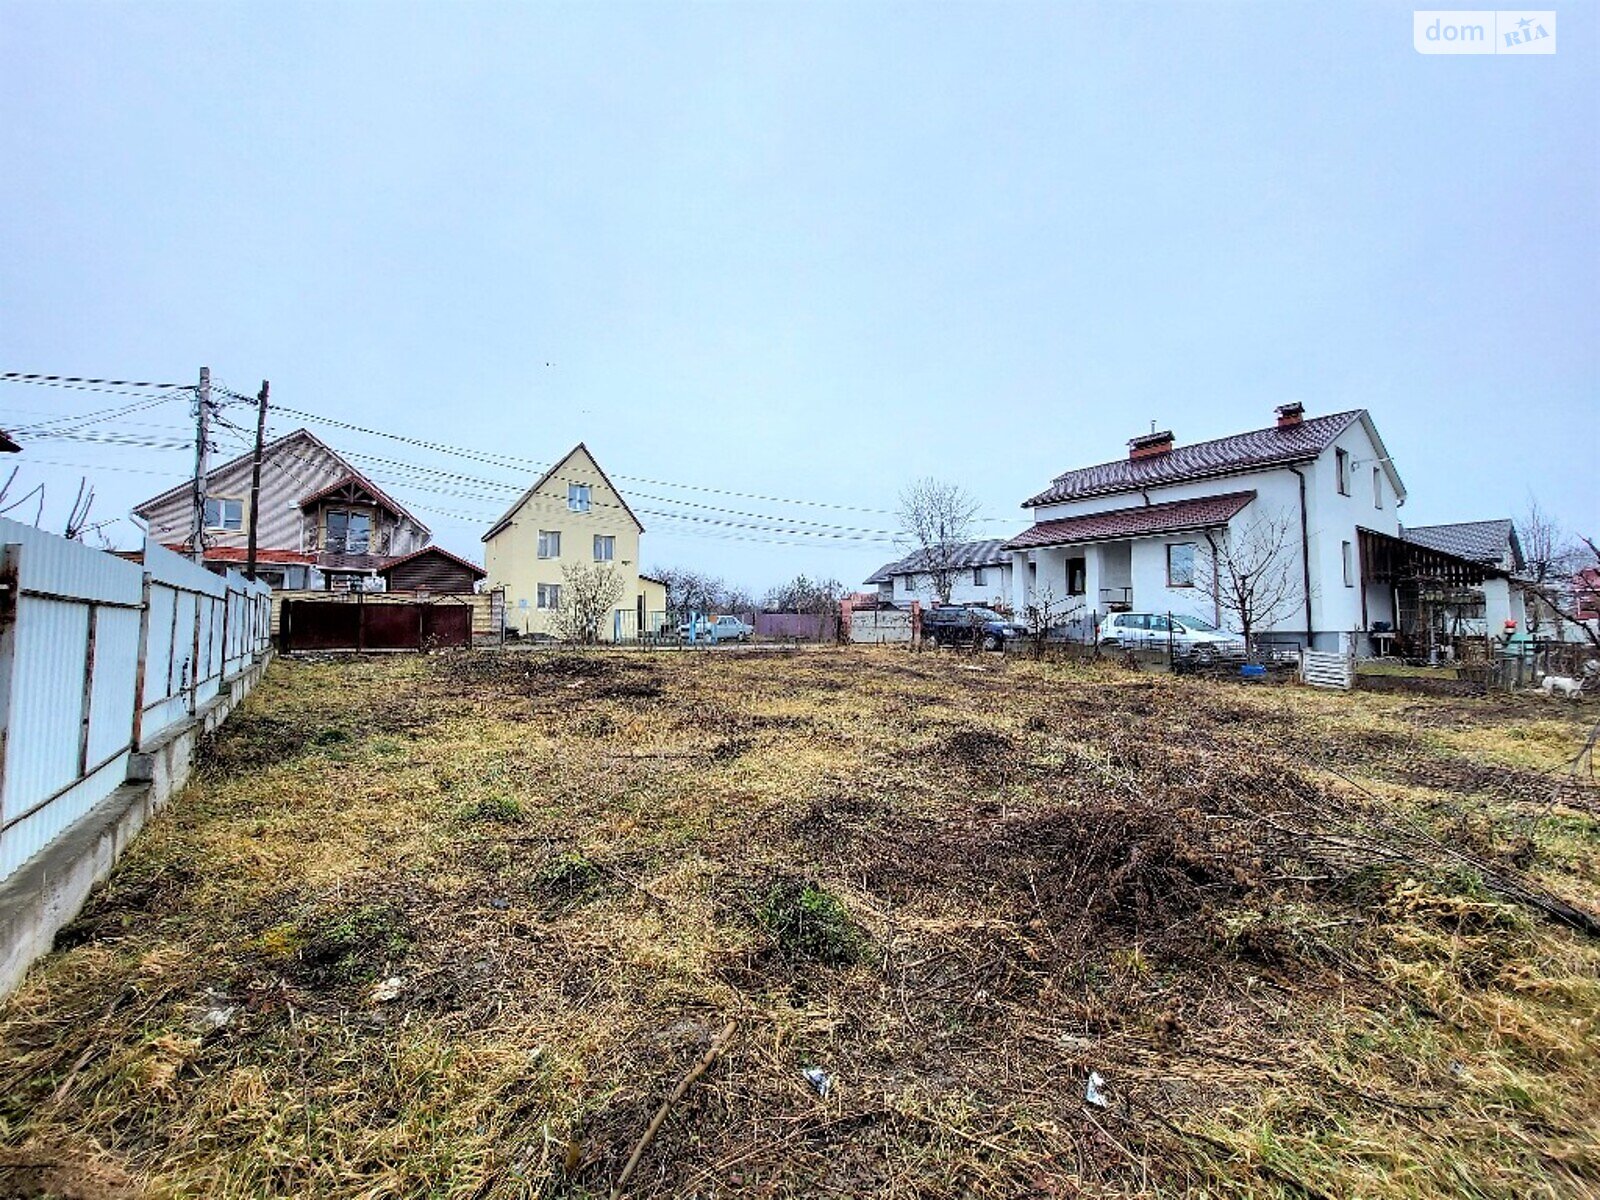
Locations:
537;583;562;609
538;530;561;559
972;566;986;586
568;484;591;513
1372;466;1383;510
594;534;615;562
204;496;245;532
1336;448;1351;496
1167;542;1197;588
1342;540;1355;587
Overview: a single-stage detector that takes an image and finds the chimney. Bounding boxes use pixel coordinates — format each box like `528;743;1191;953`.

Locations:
1128;430;1174;461
1275;402;1305;428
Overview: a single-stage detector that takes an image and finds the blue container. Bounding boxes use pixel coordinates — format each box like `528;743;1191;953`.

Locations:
1240;664;1266;678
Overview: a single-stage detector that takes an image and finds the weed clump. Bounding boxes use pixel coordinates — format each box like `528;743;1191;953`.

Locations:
758;878;862;965
293;902;412;984
534;851;603;907
456;793;525;824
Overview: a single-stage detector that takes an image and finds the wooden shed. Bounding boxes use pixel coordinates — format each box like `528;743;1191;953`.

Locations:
378;546;487;595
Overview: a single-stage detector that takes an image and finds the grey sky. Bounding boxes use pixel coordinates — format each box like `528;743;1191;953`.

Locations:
1;1;1593;591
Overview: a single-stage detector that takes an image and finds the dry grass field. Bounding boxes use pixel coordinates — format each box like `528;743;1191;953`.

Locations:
1;647;1597;1200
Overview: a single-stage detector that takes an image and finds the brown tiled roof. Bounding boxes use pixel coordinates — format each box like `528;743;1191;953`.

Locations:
1024;411;1364;507
1003;491;1256;551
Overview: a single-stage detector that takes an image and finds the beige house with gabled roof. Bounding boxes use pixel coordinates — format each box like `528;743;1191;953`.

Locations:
482;443;667;639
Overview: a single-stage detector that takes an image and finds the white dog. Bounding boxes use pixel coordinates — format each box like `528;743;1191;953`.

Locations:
1542;675;1584;699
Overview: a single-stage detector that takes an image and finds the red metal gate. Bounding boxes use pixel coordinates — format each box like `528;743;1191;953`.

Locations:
281;600;471;652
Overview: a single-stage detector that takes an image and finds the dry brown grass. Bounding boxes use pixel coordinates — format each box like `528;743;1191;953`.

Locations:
1;647;1597;1199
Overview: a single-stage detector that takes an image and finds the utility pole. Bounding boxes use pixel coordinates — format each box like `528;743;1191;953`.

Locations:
245;380;269;580
189;366;212;564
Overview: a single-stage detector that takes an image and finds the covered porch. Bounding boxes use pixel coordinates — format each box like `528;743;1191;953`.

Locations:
1005;491;1256;635
1357;528;1514;661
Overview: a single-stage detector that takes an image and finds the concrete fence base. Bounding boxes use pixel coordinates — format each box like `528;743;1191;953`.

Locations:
0;652;274;998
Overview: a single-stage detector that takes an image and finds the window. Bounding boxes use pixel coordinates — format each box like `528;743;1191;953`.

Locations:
1336;448;1350;495
204;497;244;531
1373;466;1383;510
1167;542;1196;587
1066;557;1086;596
1342;540;1355;587
1148;614;1171;632
325;510;370;553
538;530;561;559
537;583;562;609
594;535;615;562
568;484;591;513
972;566;986;586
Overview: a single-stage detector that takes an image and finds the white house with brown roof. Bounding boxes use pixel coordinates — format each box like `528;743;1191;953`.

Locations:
1006;404;1427;652
131;428;432;591
864;539;1014;608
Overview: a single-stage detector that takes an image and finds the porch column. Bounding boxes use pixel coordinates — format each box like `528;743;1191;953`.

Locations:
1010;550;1031;616
1082;545;1103;620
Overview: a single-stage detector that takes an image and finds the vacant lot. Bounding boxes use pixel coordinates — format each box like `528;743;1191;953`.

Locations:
2;649;1597;1199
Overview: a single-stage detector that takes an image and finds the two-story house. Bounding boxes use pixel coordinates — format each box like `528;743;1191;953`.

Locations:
132;428;432;590
1005;404;1507;655
864;540;1014;609
482;443;667;640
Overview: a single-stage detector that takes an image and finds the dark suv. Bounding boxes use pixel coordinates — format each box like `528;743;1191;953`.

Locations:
921;605;1028;650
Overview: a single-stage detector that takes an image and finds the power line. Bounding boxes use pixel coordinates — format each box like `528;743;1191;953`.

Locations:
270;404;912;517
0;372;189;389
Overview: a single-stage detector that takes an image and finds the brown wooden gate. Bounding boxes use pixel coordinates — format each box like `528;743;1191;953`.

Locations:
281;600;472;652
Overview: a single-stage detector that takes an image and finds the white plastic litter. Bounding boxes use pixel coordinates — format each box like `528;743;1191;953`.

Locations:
1084;1070;1109;1108
802;1067;832;1097
370;976;406;1004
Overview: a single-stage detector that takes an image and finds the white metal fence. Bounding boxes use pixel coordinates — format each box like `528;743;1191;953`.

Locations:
0;521;272;883
1300;649;1355;690
850;608;914;644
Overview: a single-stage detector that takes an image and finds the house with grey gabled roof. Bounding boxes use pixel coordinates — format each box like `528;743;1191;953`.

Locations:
1004;404;1509;656
865;539;1013;608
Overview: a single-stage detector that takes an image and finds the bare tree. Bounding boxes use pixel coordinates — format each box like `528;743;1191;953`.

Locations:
897;478;981;606
1020;584;1086;660
551;562;626;644
1517;500;1585;643
1193;514;1303;661
64;478;95;540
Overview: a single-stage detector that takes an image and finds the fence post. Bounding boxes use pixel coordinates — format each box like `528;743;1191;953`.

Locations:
0;544;22;845
130;571;152;750
77;602;99;777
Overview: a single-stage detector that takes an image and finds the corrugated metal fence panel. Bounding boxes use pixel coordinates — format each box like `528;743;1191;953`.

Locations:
140;541;227;743
0;527;275;886
0;519;143;882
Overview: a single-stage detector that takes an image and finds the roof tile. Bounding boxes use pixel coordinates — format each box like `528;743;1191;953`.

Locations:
1003;491;1256;551
1025;411;1362;507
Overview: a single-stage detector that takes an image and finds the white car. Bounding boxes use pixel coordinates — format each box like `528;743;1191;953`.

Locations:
1097;612;1246;662
678;615;754;643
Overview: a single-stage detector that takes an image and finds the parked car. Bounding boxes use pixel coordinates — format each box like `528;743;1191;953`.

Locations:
1096;612;1246;662
922;605;1028;651
678;615;754;643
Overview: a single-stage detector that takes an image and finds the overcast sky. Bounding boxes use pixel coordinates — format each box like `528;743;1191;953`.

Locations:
1;1;1593;592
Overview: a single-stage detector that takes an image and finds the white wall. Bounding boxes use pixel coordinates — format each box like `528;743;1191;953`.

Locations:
892;562;1012;608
